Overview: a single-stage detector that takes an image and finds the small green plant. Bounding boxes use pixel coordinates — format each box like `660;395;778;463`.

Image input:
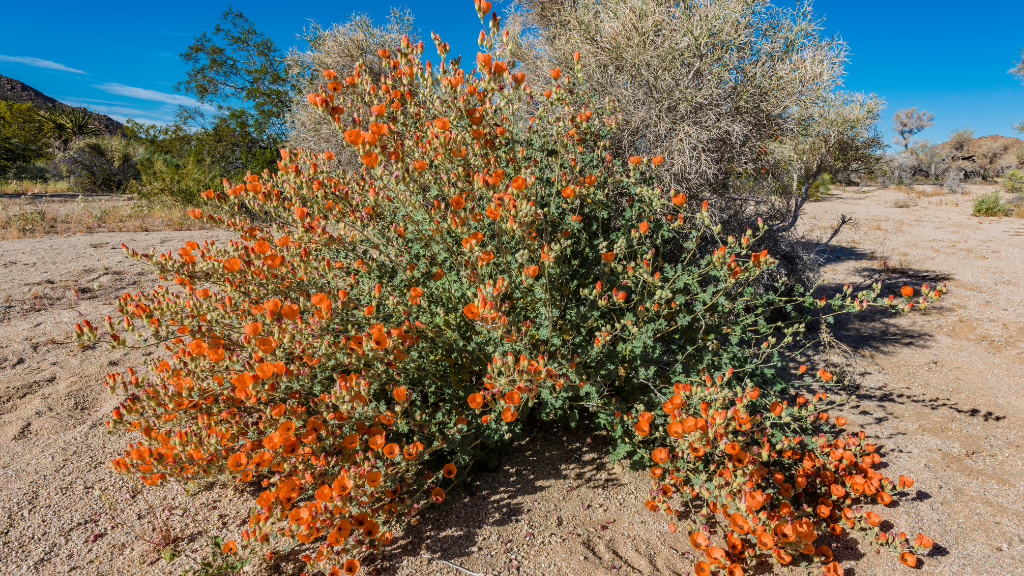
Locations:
972;190;1011;217
808;173;832;200
183;537;249;576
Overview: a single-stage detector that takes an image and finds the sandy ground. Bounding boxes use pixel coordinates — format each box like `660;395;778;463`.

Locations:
0;187;1022;576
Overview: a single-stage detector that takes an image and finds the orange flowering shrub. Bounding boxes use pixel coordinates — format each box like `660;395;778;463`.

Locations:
78;4;943;575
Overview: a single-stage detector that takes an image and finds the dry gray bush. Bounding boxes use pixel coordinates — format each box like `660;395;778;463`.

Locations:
502;0;883;236
891;107;933;151
285;9;418;164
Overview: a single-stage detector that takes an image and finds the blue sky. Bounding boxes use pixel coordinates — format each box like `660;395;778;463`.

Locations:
1;0;1022;147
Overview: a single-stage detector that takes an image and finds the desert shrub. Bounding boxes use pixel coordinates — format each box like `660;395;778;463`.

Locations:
503;0;884;240
80;8;939;576
1003;168;1024;193
57;136;143;194
972;191;1012;217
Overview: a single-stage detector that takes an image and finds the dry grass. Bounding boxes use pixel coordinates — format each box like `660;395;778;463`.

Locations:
0;196;206;240
888;194;919;208
0;179;74;194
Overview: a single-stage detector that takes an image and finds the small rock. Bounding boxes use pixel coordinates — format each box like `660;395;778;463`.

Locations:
997;543;1009;551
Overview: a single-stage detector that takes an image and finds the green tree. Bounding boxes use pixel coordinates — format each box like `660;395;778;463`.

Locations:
175;7;290;142
0;101;50;174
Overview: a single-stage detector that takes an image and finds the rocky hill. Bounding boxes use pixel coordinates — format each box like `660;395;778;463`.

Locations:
0;74;124;135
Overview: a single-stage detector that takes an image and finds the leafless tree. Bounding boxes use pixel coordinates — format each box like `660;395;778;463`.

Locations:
891;107;933;150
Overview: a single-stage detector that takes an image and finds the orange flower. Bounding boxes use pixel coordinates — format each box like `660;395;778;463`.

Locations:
900;286;913;298
451;194;466;209
829;523;843;536
524;265;539;278
915;533;934;548
255;337;276;353
550;68;562;80
876;491;892;505
383;443;400;458
343;558;360;575
671;193;686;205
729;512;751;534
835;416;847;426
468;393;484;409
651;447;670;463
694;561;711;576
666;422;683;438
690;532;710;551
413;160;428;171
561;186;575;199
602;252;615;262
361;152;379;167
769;402;783;415
315;484;333;503
652;156;664;165
830;484;846;498
222;540;237;554
865;512;881;526
639;221;649;233
434;117;450;131
366;471;382;487
756;531;774;549
343;129;364;146
726;564;743;576
431;487;446;504
501;406;517;422
463;303;479;319
227;453;247;471
393;387;408;402
899;552;917;567
223;258;242;273
443;463;457;478
510;176;527;190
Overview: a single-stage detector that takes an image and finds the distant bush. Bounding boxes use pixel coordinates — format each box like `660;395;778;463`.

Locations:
56;137;143;194
1003;169;1024;193
972;191;1012;217
135;152;217;204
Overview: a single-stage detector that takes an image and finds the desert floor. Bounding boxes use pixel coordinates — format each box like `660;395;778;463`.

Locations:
0;186;1022;576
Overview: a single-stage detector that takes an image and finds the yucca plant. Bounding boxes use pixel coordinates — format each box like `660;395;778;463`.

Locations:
33;106;101;149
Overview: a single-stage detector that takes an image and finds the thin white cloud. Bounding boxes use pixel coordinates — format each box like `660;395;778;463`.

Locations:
93;82;215;111
61;99;175;123
0;55;86;74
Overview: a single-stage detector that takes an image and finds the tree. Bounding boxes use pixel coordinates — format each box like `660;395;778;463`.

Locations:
1011;50;1024;133
771;92;885;230
0;101;50;174
504;0;851;206
891;107;933;150
176;7;290;143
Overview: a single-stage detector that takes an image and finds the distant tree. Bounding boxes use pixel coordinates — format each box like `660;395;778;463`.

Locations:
891;107;933;150
1011;49;1024;133
0;101;50;174
946;128;974;160
176;7;290;143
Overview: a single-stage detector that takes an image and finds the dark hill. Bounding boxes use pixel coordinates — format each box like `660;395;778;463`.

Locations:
0;74;124;136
